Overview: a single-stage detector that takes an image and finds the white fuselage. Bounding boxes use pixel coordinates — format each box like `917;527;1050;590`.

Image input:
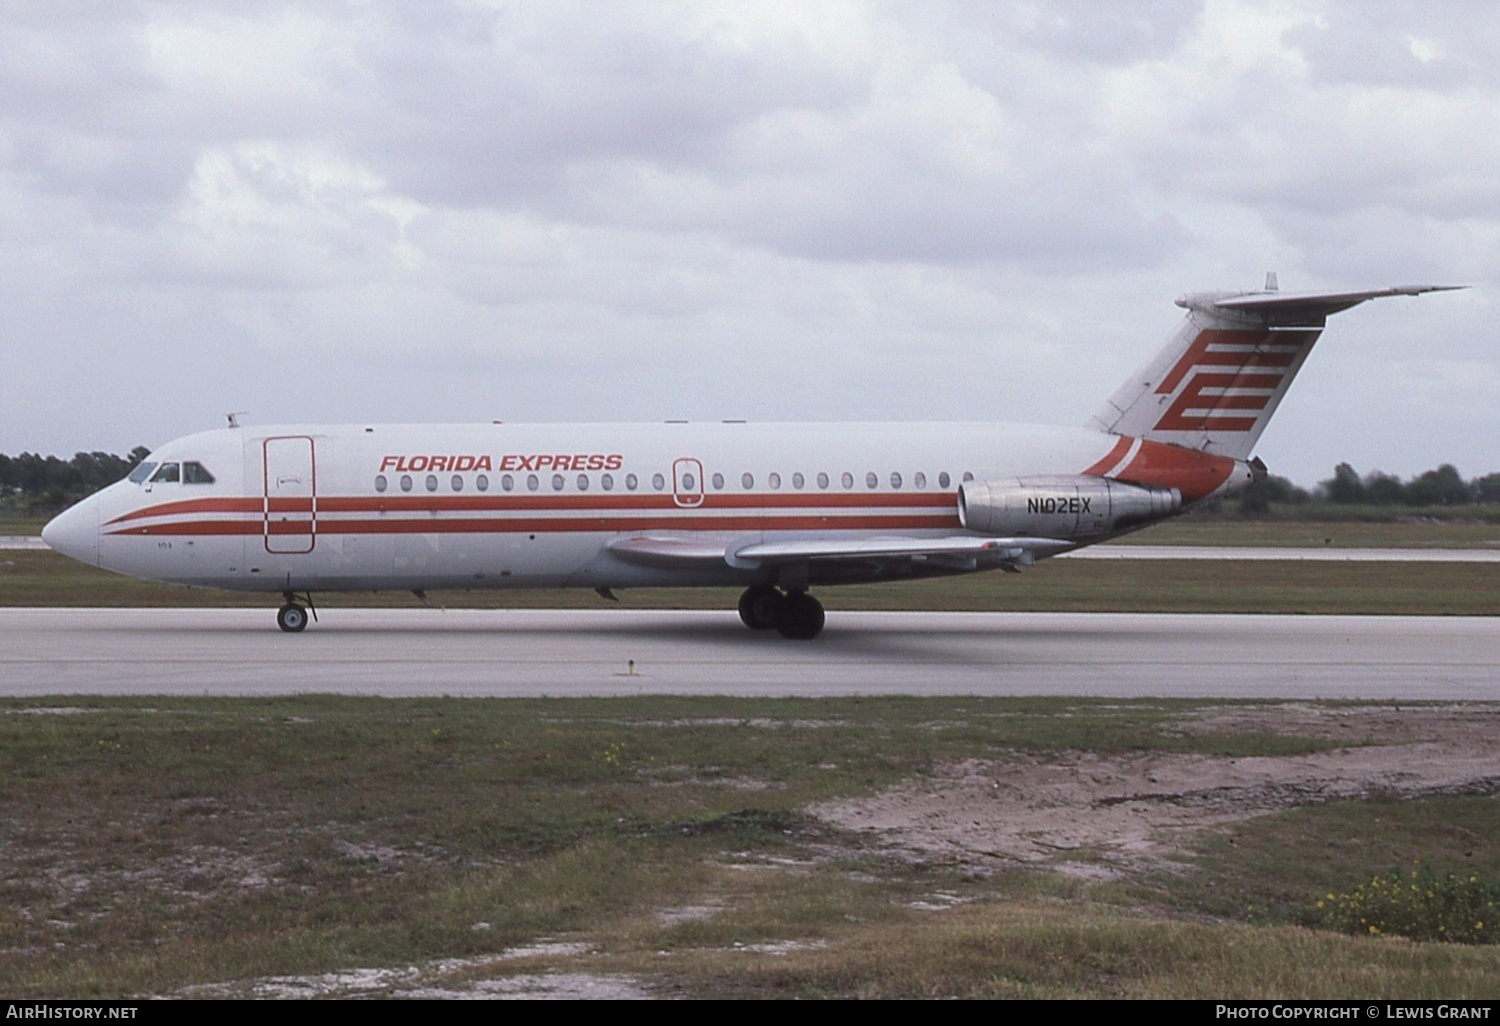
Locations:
41;420;1240;595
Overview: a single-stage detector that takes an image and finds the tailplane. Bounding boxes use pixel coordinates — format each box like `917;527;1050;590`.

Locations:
1088;281;1463;461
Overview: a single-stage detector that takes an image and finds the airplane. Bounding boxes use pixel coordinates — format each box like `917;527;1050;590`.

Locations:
41;279;1460;639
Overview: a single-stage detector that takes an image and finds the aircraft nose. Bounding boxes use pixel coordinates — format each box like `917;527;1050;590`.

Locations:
42;500;100;566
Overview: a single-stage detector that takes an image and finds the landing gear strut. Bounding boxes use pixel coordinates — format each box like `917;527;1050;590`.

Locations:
737;586;826;639
277;591;316;633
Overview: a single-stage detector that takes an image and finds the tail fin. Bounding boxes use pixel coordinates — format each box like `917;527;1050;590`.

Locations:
1087;283;1463;461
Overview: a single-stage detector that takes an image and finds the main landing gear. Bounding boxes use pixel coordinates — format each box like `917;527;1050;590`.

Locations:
276;591;317;633
738;585;826;640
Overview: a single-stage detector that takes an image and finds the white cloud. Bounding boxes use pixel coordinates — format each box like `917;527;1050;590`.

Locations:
1;0;1496;488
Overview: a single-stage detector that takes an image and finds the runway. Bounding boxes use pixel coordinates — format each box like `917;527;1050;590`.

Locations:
4;608;1499;700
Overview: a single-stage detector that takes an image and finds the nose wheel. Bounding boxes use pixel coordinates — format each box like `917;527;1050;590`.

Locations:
737;586;825;639
276;592;316;633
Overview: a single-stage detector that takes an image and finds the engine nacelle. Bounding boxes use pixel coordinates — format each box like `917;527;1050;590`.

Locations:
957;475;1181;540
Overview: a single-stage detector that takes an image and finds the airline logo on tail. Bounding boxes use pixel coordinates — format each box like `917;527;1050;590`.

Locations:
1088;282;1461;460
1150;328;1318;434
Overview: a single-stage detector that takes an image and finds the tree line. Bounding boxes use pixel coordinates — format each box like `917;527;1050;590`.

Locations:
1229;462;1500;515
0;448;151;515
3;447;1499;518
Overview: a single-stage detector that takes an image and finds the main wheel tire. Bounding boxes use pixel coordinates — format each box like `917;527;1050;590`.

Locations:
738;585;783;630
277;603;309;633
775;592;825;640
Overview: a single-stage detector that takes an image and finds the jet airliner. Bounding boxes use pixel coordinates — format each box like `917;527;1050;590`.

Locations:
42;281;1458;638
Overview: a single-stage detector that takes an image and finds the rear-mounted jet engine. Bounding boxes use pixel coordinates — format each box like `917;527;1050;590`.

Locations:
957;475;1181;541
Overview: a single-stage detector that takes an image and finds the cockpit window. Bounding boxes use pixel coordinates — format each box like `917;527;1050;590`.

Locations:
149;462;180;483
182;461;215;484
128;462;158;484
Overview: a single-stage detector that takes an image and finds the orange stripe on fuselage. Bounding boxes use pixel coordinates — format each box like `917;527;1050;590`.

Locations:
107;497;262;524
108;490;959;525
1112;439;1236;504
105;512;964;538
1081;435;1133;477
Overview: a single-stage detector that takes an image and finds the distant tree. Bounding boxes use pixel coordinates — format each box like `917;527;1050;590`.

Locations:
1237;474;1310;516
1406;464;1471;506
1475;472;1500;503
1321;463;1365;504
1363;471;1406;506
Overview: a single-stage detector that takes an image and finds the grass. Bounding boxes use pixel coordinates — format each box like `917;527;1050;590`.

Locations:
1128;510;1500;548
2;696;1497;998
6;548;1500;614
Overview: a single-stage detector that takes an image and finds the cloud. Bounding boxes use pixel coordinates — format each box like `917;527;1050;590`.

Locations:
1;0;1496;488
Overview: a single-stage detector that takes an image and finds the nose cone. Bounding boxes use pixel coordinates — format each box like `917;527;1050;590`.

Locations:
42;500;100;566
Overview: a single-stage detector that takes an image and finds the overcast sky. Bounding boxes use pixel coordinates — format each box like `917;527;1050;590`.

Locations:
2;1;1496;486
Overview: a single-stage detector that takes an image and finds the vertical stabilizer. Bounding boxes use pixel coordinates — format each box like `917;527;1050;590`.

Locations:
1087;284;1462;461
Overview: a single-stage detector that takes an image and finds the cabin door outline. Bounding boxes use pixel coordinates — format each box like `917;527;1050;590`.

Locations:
672;457;704;508
263;436;317;554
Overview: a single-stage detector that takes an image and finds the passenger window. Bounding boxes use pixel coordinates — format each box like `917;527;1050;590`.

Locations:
400;475;413;492
768;472;781;490
817;472;829;490
501;474;514;491
914;471;927;489
890;472;902;489
375;475;388;493
477;474;490;492
742;472;754;489
425;475;438;492
652;473;666;491
527;474;539;492
963;471;975;482
841;472;853;489
552;474;565;491
792;472;804;489
150;463;180;484
182;461;216;484
711;472;724;490
451;475;463;492
601;473;614;491
938;471;951;489
865;471;878;489
626;473;638;490
577;474;589;491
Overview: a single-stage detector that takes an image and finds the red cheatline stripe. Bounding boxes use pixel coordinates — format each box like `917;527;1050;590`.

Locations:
108;490;959;524
107;512;964;538
108;497;262;524
1081;435;1133;477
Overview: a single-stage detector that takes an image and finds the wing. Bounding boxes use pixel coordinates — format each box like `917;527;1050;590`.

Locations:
606;534;1074;572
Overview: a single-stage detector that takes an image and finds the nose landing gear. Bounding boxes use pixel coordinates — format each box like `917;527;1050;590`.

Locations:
737;586;826;639
276;591;317;633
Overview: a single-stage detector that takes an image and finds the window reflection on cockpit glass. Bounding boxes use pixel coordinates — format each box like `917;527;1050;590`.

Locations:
128;462;157;484
182;462;215;484
149;462;180;483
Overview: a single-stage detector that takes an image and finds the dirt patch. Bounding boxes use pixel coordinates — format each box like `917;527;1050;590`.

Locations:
811;704;1500;879
172;944;656;999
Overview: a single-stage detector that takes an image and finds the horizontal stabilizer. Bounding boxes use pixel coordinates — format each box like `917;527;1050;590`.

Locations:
1189;284;1465;323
